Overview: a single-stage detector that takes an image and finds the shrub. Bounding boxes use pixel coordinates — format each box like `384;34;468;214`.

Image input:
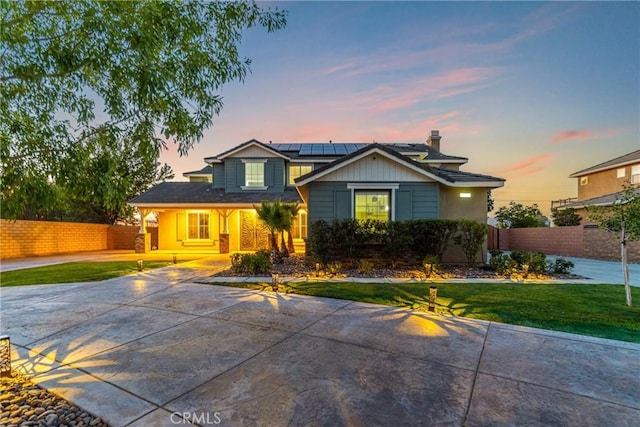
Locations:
489;253;518;275
510;250;548;273
309;220;332;265
553;258;574;274
453;219;487;266
384;221;412;268
229;250;272;275
408;219;458;261
422;255;440;276
327;261;342;275
357;259;374;274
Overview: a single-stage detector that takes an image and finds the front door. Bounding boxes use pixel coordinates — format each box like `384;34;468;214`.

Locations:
240;210;270;251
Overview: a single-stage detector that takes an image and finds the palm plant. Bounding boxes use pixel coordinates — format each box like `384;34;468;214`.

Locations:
284;202;301;253
254;200;289;263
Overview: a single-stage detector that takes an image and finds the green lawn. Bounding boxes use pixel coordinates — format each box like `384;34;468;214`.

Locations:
214;281;640;343
0;261;173;287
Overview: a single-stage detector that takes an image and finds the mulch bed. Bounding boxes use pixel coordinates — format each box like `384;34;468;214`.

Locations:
212;254;581;281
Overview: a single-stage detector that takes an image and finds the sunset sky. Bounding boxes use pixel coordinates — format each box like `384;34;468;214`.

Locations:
159;1;640;217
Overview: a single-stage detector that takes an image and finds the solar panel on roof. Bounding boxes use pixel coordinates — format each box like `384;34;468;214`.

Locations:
290;144;302;151
299;145;312;155
323;145;336;155
334;144;347;155
311;144;323;155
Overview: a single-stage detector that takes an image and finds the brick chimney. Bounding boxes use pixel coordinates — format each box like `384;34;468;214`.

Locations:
426;130;441;152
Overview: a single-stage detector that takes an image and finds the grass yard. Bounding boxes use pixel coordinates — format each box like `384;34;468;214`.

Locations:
0;261;173;287
215;281;640;343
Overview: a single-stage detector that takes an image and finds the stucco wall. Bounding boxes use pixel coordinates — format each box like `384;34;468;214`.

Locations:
577;167;631;200
1;220;138;259
439;187;488;223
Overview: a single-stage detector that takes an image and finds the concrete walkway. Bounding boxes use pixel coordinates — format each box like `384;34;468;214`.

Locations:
1;258;639;426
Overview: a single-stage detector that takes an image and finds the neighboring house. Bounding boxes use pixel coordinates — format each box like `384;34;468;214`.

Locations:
130;131;505;254
552;149;640;222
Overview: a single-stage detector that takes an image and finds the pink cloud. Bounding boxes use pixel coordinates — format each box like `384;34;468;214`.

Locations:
550;128;625;144
501;153;554;175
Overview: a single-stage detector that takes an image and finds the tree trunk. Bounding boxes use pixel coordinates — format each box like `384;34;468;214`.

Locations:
287;230;295;253
621;223;632;307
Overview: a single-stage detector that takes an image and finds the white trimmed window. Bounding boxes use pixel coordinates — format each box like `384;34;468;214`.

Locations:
354;190;391;221
580;176;588;186
617;168;626;178
289;165;312;185
187;211;210;240
242;160;266;188
632;165;640;184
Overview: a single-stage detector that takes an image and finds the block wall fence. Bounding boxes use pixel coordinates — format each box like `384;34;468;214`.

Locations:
1;219;141;259
490;225;640;263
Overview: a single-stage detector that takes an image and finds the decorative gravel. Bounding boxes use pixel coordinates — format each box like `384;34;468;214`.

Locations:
0;371;109;427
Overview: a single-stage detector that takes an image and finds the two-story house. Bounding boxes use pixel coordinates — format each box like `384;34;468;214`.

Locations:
130;131;505;254
552;149;640;222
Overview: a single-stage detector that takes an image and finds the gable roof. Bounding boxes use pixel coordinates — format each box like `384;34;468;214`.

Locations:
295;143;504;188
129;182;301;208
182;165;212;178
205;139;290;163
569;149;640;177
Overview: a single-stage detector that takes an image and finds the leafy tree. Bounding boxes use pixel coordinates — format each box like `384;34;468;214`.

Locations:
1;0;287;222
453;219;487;266
487;190;495;212
495;202;547;228
551;207;582;226
587;181;640;307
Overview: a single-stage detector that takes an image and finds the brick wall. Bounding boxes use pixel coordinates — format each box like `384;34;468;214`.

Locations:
496;225;640;262
1;219;138;259
583;227;640;262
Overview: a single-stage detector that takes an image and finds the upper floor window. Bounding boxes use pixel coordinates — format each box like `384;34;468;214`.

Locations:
632;165;640;184
354;190;390;221
289;165;312;185
580;176;588;186
242;160;266;188
617;168;626;178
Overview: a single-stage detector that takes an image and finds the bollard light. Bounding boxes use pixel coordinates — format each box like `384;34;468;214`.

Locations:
315;263;321;277
137;259;144;271
271;273;279;292
428;286;438;312
173;253;177;264
0;335;11;377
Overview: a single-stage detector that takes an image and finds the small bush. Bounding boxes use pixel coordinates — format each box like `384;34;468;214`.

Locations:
553;258;574;274
230;250;272;275
509;250;548;273
489;253;518;275
357;259;374;274
422;255;441;276
327;261;342;275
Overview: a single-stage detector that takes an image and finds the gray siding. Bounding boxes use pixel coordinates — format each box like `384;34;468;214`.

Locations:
307;182;347;223
308;181;439;224
398;182;438;219
212;164;225;188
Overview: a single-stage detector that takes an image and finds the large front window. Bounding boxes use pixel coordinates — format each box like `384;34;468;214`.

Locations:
244;162;265;187
354;191;390;221
289;165;312;185
187;211;210;240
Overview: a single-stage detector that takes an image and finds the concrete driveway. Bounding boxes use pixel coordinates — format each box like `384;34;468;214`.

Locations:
2;259;639;426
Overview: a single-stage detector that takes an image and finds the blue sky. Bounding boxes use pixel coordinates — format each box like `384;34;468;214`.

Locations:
160;1;640;216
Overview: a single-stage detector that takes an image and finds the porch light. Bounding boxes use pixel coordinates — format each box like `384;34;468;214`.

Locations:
137;259;144;271
460;192;472;198
428;287;438;312
0;335;11;377
271;273;280;292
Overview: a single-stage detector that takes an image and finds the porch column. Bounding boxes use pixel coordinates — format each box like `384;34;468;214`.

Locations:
135;209;152;253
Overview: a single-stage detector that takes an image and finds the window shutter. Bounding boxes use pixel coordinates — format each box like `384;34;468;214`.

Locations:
176;212;185;241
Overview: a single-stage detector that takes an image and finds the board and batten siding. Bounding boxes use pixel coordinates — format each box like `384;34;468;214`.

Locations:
306;181;439;223
316;153;430;182
230;145;283;158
